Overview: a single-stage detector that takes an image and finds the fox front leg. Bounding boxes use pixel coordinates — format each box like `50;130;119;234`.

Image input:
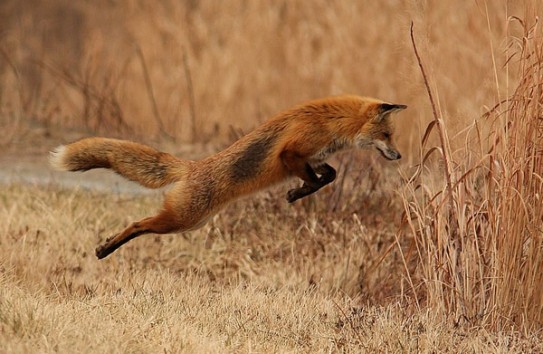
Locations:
286;163;337;203
280;150;337;203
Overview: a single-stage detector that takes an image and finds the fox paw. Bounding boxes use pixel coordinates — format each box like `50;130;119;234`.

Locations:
95;239;115;259
95;244;108;259
286;188;303;203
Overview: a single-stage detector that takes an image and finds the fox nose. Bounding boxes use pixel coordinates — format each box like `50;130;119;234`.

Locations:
396;152;402;160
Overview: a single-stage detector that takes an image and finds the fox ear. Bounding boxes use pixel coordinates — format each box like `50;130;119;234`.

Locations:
374;103;407;122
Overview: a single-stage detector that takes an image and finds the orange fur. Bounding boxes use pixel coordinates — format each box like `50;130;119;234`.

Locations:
50;95;406;259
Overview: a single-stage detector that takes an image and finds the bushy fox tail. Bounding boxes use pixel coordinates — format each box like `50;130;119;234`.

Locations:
49;137;192;189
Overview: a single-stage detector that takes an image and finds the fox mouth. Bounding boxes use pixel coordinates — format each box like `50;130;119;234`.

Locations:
377;147;402;160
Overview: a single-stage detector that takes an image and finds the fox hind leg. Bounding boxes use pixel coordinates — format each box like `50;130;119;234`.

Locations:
95;210;181;259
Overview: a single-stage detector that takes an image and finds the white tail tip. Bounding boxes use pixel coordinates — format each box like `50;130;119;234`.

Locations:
49;145;69;171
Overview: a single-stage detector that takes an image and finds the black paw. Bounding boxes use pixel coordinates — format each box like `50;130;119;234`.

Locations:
286;188;302;203
95;239;115;259
95;244;110;259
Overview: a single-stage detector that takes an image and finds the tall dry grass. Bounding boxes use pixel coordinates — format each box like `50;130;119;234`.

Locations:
400;14;543;330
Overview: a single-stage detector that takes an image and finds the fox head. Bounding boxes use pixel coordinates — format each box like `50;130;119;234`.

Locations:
358;102;406;160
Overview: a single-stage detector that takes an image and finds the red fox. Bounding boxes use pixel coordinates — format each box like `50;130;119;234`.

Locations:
50;95;406;259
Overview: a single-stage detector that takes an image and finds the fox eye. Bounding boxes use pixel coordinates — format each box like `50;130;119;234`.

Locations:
383;132;391;139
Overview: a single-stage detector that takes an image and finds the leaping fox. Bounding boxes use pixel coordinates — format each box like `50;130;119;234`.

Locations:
50;95;406;259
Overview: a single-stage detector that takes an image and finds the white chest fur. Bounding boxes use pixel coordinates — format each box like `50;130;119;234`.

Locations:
310;138;352;163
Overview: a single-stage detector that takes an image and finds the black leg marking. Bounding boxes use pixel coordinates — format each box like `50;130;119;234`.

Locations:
315;163;337;184
286;163;336;203
95;229;146;259
303;163;322;188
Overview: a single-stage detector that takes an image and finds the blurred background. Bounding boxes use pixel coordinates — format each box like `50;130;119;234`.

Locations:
0;0;529;154
1;2;543;337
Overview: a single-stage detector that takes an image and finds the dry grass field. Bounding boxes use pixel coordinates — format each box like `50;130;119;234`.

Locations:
1;0;543;352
